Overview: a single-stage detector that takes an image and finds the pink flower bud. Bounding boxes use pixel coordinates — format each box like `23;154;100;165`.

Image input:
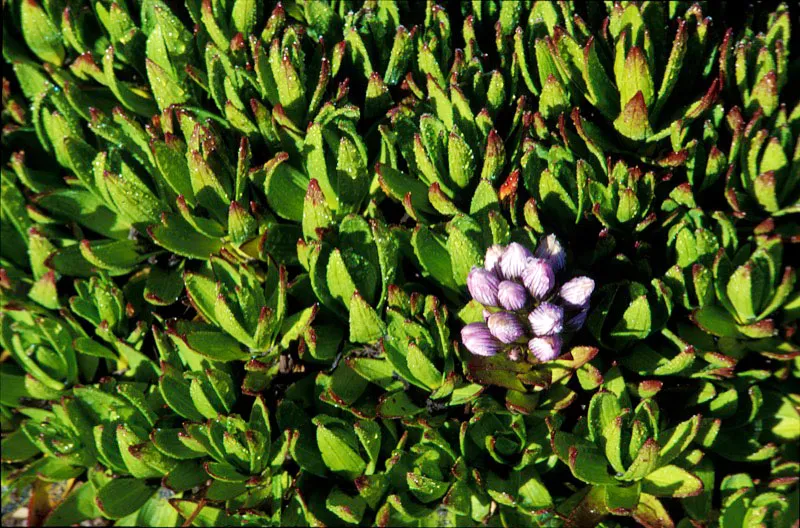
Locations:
484;244;504;274
499;242;532;280
528;335;563;362
487;312;526;344
467;267;500;306
534;234;566;273
559;276;595;307
522;258;555;299
497;281;528;310
461;322;502;356
528;302;564;336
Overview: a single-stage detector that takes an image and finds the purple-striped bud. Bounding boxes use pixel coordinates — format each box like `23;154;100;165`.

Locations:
535;234;566;273
522;258;555;300
559;276;595;308
461;323;502;356
467;267;500;306
566;309;588;331
487;312;526;344
528;335;563;362
528;302;564;336
497;281;528;310
484;245;504;274
499;243;532;280
482;309;492;321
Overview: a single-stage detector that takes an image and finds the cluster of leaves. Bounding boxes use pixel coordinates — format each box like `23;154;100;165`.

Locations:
1;1;798;526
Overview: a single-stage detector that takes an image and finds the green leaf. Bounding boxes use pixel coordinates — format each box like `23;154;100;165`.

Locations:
582;37;619;119
614;92;652;141
151;428;205;460
726;262;763;323
588;391;622;443
412;226;456;291
651;21;688;120
349;292;386;344
446;217;482;287
406;341;442;390
171;500;235;527
149;213;223;260
618;47;654;110
353;419;381;474
44;482;102;526
231;0;258;35
146;59;189;110
691;305;741;338
0;427;40;462
603;482;641;513
74;338;118;361
376;163;434;215
658;414;700;466
347;357;405;392
288;428;327;477
302;179;334;240
144;265;184;306
408;471;449;503
79;239;152;275
377;391;424;419
641;465;704;498
632;492;672;527
324;252;355;310
21;0;65;65
682;459;714;520
36;189;130;240
610;294;652;341
184;330;249;362
263;153;309;222
280;305;318;348
329;363;368;406
326;488;366;524
568;445;618;486
355;473;389;510
315;419;366;479
205;461;248;482
619;438;659;482
95;478;154;520
538;74;570;119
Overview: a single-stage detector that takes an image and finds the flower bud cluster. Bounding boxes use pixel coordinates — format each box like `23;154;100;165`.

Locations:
461;235;594;362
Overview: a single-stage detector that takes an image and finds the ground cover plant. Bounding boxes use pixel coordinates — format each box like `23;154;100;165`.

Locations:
1;0;799;526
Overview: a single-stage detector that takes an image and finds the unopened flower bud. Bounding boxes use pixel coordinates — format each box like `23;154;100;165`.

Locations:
559;276;595;307
528;302;564;336
535;234;566;273
497;281;528;310
484;245;504;274
499;242;532;280
528;335;563;362
487;312;526;344
461;323;502;356
522;258;555;299
566;309;588;331
467;267;500;306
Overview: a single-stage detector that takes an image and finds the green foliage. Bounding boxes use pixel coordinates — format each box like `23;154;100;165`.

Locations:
1;1;798;527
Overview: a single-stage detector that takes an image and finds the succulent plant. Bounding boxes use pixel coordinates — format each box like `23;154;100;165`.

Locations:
517;2;721;150
2;1;798;527
690;234;796;340
720;4;791;118
549;367;705;526
725;103;800;216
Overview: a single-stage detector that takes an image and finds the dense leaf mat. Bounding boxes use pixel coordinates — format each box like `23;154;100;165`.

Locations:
1;1;798;526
